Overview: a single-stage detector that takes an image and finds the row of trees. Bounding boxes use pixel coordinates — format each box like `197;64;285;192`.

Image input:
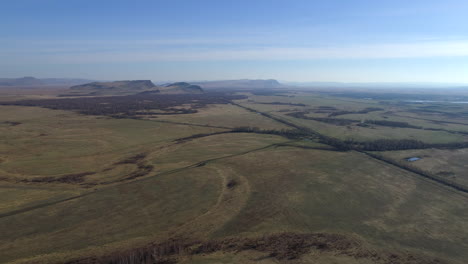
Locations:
255;101;306;106
287;110;459;132
328;107;383;117
363;120;420;129
286;111;357;126
346;139;468;151
1;92;247;117
174;127;313;144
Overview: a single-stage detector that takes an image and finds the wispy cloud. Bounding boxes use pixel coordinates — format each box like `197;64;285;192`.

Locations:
2;40;468;64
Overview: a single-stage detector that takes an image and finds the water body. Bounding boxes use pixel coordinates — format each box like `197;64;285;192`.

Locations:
405;100;468;104
406;157;421;162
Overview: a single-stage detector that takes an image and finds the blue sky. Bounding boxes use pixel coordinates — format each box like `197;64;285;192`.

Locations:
1;0;468;82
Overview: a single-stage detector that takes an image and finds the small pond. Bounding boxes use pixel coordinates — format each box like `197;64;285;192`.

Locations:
406;157;421;162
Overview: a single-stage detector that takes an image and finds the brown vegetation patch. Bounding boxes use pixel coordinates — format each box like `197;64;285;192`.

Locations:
123;163;154;181
97;163;154;185
21;172;96;184
2;121;22;126
65;232;448;264
114;153;147;165
112;153;154;181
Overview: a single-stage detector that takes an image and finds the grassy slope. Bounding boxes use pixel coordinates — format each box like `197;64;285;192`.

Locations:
0;105;288;263
207;147;468;263
6;146;467;263
0;106;224;179
1;166;222;263
2;92;468;264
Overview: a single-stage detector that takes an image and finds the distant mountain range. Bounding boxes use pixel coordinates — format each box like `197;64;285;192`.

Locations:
65;80;204;96
71;80;157;91
281;81;468;89
66;79;276;96
4;77;464;90
0;77;284;90
0;77;95;86
192;79;283;89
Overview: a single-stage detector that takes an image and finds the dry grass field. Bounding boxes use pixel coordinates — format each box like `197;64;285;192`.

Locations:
152;103;291;130
1;88;468;264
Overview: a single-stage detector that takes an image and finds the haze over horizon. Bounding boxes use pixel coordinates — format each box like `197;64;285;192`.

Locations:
1;0;468;83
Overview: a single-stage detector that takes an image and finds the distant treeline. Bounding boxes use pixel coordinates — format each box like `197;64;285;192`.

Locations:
328;107;384;117
287;112;358;126
289;111;426;129
0;93;247;117
411;108;468;119
249;90;289;96
363;119;420;129
346;139;468;151
231;126;311;139
175;127;313;143
289;111;468;137
253;101;306;106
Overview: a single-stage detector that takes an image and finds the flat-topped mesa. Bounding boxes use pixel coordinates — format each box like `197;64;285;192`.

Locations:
71;80;156;90
159;82;204;94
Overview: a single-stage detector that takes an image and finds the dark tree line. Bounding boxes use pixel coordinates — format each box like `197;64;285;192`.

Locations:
346;139;468;151
328;107;384;117
254;101;306;106
0;93;247;117
346;139;427;151
363;120;421;129
286;111;357;126
175;127;313;144
288;111;453;131
231;126;311;139
318;136;351;151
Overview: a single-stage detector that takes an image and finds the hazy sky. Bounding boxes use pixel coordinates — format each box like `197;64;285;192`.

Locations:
1;0;468;82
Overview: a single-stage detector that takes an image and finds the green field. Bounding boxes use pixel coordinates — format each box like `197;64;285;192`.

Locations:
1;89;468;264
152;103;291;130
238;93;468;144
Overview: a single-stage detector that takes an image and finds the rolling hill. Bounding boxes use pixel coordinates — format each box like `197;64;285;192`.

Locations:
67;81;204;96
159;82;204;94
194;79;283;89
70;80;157;91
